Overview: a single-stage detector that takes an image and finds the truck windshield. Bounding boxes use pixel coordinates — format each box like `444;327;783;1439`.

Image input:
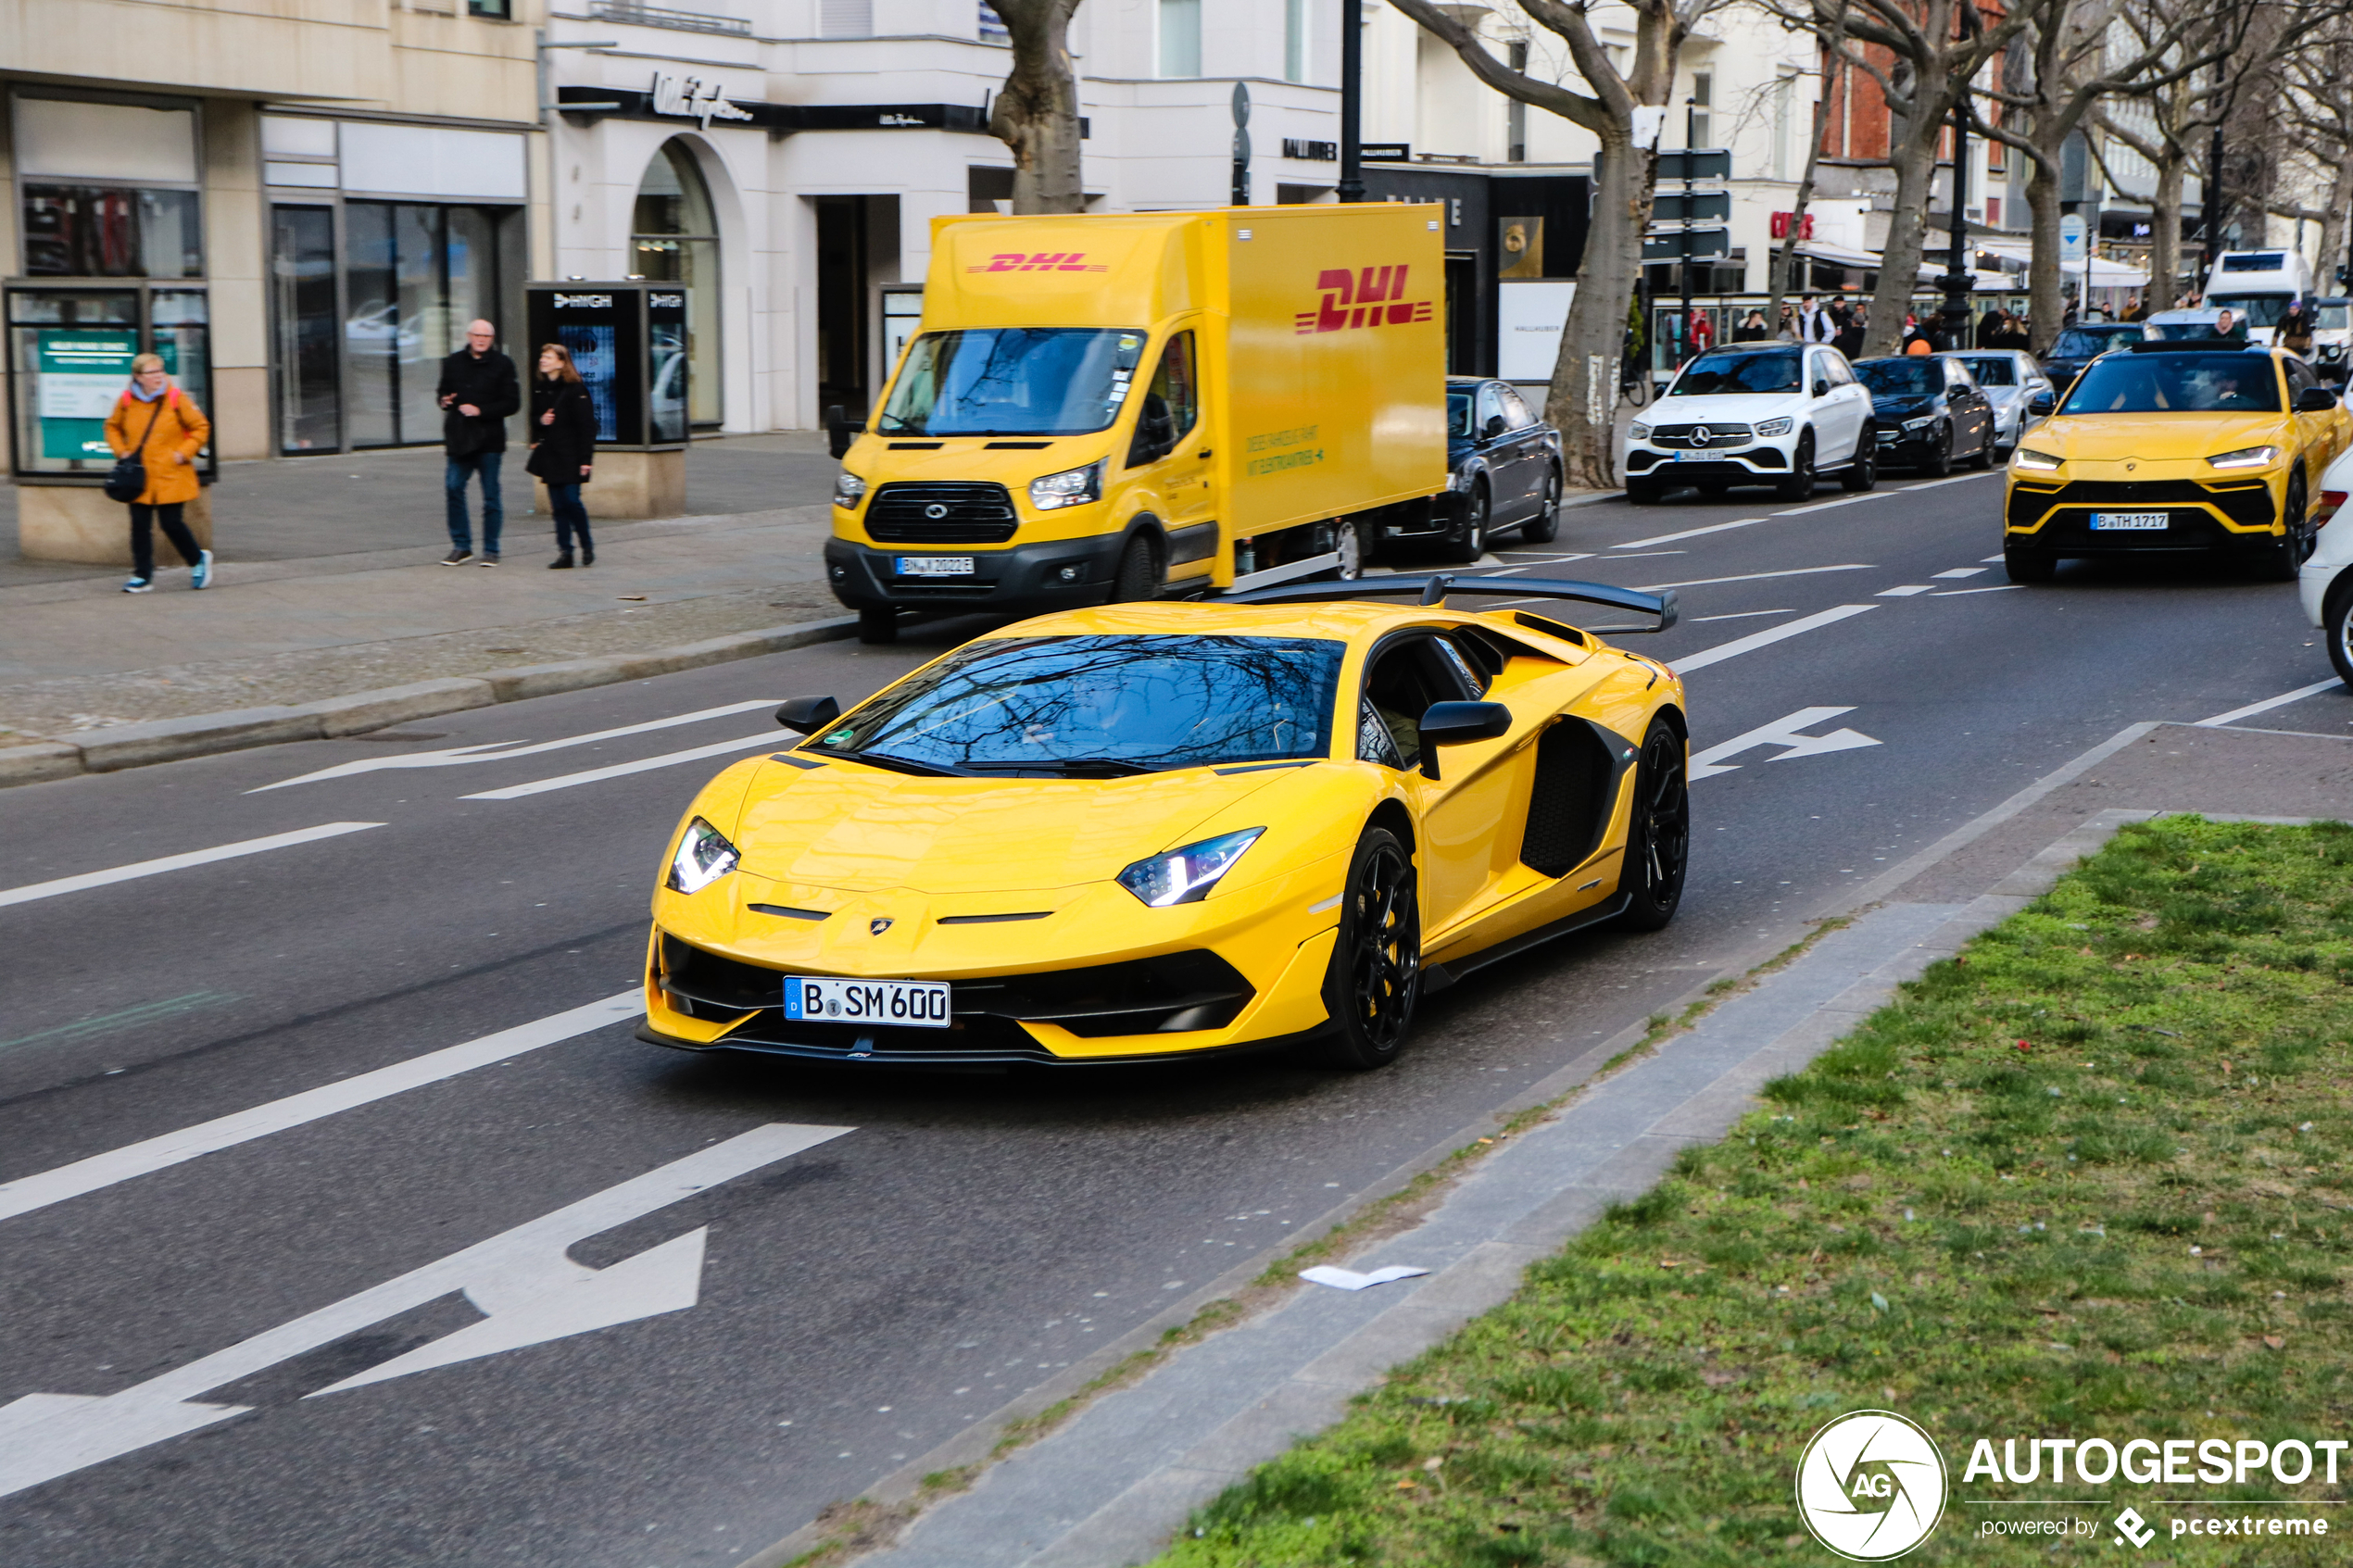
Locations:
2208;295;2292;329
877;328;1148;436
805;634;1343;774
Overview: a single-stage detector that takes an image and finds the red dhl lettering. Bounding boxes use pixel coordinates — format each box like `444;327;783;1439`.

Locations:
969;252;1111;272
1294;264;1435;333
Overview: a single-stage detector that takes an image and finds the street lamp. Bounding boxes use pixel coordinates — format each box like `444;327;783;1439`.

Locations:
1338;0;1365;203
1937;89;1974;350
1680;95;1696;365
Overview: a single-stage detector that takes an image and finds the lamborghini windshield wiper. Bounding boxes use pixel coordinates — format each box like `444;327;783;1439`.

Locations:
836;751;975;778
961;758;1159;777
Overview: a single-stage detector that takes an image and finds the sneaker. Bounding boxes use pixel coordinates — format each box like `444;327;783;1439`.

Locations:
442;548;473;566
121;575;153;594
479;553;501;567
191;549;214;590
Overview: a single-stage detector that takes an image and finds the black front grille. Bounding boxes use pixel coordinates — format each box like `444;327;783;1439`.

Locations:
1521;721;1615;877
866;482;1019;544
1650;422;1754;449
2007;479;2275;532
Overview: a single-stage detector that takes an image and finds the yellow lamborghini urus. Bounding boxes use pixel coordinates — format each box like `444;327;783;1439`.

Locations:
2004;341;2351;583
639;576;1688;1071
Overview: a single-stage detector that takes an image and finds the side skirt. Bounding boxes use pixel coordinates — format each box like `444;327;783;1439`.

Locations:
1420;891;1633;996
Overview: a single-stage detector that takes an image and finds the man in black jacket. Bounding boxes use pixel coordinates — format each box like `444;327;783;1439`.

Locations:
437;320;521;565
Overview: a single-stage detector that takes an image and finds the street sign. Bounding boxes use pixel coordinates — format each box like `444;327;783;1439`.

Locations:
2059;214;2086;262
1651;190;1730;224
1655;148;1731;182
1644;227;1730;262
1232;82;1251;206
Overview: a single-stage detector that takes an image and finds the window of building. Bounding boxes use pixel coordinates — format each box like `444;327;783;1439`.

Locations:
1507;42;1529;162
820;0;873;38
466;0;510;17
1159;0;1202;78
1772;73;1794;181
979;2;1010;43
1285;0;1308;82
341;202;519;447
15;96;204;279
1689;73;1712;148
632;139;723;427
270;206;340;451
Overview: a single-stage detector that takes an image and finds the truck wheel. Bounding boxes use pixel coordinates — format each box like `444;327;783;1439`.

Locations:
856;607;898;645
1520;470;1562;543
1312;825;1420;1070
1111;533;1164;602
1608;718;1688;933
1442;484;1489;563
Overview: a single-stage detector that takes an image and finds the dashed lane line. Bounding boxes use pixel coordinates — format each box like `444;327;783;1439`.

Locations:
0;822;384;911
1637;564;1875;592
1668;604;1880;673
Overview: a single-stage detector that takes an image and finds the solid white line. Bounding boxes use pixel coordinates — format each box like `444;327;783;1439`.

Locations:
1686;608;1796;623
1933;566;1990;579
1638;563;1874;591
2196;677;2347;728
0;990;642;1223
461;730;782;800
1981;554;2007;563
1494;550;1595;561
1897;472;1999;491
1615;517;1771;548
1931;583;2023;596
1668;604;1879;674
252;699;784;792
0;822;384;911
1775;493;1893;517
1878;584;1933;596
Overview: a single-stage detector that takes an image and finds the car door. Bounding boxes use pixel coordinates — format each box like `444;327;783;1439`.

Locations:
1470;383;1529;518
1358;633;1516;935
1496;384;1549;520
1946;358;1991;453
1126;325;1213;561
2284;355;2337;483
1809;351;1860;461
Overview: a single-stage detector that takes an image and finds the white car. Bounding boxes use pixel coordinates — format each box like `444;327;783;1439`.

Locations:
2301;445;2353;684
1623;343;1879;504
1943;349;2051;456
2311;297;2351;385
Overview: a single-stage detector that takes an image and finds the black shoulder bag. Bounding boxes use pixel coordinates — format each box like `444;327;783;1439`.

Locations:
104;395;168;504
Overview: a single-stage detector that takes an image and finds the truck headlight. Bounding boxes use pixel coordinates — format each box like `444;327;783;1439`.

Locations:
1755;417;1793;437
832;470;867;508
1115;828;1264;907
2013;448;2063;470
1029;459;1104;510
2207;445;2280;470
666;817;741;894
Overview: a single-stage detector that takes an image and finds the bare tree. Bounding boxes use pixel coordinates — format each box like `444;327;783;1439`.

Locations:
1390;0;1730;489
2278;19;2353;289
1762;8;1851;333
987;0;1086;214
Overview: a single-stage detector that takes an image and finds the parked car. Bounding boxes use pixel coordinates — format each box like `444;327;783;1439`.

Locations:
1854;355;1997;474
1396;377;1564;562
2300;443;2353;683
2041;321;2156;390
1943;349;2051;457
2309;297;2351;384
1621;343;1877;504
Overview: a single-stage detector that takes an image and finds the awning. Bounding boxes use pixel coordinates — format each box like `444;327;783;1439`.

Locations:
1973;240;2148;286
1793;238;1881;269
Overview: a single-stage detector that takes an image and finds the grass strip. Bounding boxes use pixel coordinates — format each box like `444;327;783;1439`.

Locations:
1148;816;2353;1565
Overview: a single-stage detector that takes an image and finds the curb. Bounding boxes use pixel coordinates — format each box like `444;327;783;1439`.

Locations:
0;613;863;788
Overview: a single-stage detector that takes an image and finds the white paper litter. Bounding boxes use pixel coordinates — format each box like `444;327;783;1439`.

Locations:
1299;1264;1430;1292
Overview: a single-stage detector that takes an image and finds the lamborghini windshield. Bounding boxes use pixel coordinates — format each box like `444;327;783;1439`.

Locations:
807;634;1345;774
876;328;1148;436
2059;353;2281;414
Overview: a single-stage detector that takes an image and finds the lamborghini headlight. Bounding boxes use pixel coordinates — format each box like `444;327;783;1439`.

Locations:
666;817;741;894
2012;448;2063;470
1029;459;1104;510
1115;828;1264;907
832;470;867;508
2207;445;2281;470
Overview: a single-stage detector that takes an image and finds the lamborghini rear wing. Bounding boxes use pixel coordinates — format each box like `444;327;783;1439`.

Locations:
1221;572;1679;633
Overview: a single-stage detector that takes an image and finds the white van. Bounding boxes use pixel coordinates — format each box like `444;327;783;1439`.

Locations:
2204;250;2316;345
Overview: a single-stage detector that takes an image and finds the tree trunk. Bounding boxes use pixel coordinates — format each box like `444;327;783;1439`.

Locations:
2150;150;2184;308
1546;129;1654;488
2024;155;2065;354
2319;156;2353;297
1862;137;1937;358
987;0;1086;215
1768;35;1841;332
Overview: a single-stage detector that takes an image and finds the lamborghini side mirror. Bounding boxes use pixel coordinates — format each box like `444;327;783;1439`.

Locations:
775;696;842;732
1416;700;1513;779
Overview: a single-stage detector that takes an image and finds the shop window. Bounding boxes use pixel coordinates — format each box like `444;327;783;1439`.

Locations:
22;186;202;278
340;201;519;447
271;206;339;452
632;140;723;427
7;283;211;480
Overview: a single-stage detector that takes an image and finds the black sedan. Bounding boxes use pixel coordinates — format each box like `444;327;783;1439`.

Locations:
2040;321;2150;392
1855;356;1997;474
1377;378;1565;563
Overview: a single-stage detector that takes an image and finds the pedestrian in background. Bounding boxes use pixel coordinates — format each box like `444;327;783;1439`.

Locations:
2281;299;2315;358
1977;306;2004;347
106;353;211;595
527;343;598;569
437;318;519;567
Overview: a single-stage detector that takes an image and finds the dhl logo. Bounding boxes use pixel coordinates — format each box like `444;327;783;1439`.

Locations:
970;253;1111;272
1295;265;1435;334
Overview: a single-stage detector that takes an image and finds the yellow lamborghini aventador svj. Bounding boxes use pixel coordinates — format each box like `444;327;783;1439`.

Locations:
640;576;1688;1071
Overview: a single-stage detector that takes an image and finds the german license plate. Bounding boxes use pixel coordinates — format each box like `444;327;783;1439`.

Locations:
1672;450;1707;462
2090;512;2169;531
784;975;951;1028
898;556;975;577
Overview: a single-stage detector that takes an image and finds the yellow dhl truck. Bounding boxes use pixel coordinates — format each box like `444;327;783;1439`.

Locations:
825;203;1452;642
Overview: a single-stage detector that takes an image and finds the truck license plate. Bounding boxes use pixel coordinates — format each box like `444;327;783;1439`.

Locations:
2090;512;2169;532
898;556;975;577
784;975;952;1028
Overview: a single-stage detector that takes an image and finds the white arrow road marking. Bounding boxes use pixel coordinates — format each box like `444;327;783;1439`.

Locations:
249;699;783;792
1667;604;1879;674
459;729;785;800
1689;707;1881;781
0;990;641;1224
0;1123;850;1500
0;822;384;911
2196;676;2347;727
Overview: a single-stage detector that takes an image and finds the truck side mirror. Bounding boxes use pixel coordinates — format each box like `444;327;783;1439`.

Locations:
775;696;842;733
825;405;863;460
1127;392;1176;466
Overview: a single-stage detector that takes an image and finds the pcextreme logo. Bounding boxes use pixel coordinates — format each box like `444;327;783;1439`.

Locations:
968;253;1110;273
1294;265;1437;334
1795;1411;1949;1561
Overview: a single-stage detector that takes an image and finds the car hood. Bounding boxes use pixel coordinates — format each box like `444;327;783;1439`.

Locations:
1870;395;1935;416
731;758;1293;894
1651;392;1805;423
2028;411;2289;462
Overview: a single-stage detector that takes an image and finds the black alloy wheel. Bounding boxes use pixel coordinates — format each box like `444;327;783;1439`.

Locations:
1966;418;1996;470
1773;432;1817;502
1840;429;1879;492
1315;826;1422;1069
1920;422;1954;477
1610;719;1689;932
1520;470;1563;543
856;606;899;645
2326;578;2353;686
2258;470;2313;583
1111;532;1165;601
1443;482;1490;563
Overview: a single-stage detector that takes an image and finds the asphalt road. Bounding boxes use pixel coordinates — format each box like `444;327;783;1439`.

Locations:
2;464;2345;1568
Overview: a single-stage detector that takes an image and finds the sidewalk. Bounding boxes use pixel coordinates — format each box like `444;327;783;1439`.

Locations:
0;436;843;742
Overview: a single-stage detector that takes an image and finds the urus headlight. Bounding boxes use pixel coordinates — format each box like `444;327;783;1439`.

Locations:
2012;448;2063;470
1029;459;1104;510
2207;445;2280;470
832;470;868;508
667;817;741;894
1116;828;1264;907
1755;416;1793;437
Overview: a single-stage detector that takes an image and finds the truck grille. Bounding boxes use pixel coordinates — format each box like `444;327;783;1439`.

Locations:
866;483;1019;544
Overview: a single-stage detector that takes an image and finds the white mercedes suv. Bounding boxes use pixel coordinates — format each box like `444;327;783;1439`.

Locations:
1624;343;1880;504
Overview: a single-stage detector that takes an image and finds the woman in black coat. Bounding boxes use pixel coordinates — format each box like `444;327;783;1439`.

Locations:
526;344;598;568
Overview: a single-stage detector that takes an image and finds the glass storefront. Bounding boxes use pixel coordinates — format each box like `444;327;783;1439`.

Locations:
6;282;212;479
632;141;722;427
22;186;205;278
270;206;339;451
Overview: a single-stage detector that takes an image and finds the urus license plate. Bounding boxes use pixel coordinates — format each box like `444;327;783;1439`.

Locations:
898;556;975;577
2090;512;2169;532
785;975;952;1028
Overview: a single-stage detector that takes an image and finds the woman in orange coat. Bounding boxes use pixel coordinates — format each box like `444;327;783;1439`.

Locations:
103;353;213;593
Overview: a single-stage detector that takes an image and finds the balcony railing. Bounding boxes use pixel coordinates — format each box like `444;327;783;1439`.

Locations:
588;1;751;36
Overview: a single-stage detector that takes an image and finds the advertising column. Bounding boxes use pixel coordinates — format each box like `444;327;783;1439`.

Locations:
524;282;687;519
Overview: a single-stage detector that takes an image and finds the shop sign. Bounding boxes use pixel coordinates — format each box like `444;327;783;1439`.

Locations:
36;331;138;461
649;72;754;130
